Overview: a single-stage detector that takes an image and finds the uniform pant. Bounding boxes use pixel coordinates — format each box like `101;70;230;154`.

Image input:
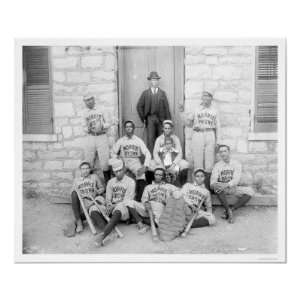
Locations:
191;130;216;172
83;134;110;171
184;205;216;226
146;115;162;154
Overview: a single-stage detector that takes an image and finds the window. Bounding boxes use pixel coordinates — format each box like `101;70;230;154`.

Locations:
23;46;53;134
254;45;278;132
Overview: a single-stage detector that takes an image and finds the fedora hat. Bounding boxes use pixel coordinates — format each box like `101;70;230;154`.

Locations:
147;71;161;80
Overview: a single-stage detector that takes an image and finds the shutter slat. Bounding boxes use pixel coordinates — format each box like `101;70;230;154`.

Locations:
23;47;53;134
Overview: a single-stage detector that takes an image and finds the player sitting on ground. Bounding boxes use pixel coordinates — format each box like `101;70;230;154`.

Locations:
182;168;216;231
94;159;148;247
64;161;105;237
210;145;255;224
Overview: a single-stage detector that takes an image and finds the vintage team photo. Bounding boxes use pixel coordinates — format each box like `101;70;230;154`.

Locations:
16;39;286;262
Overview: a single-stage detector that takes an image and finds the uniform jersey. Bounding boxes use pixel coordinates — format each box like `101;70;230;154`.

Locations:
72;174;104;199
153;134;182;165
106;175;135;205
188;105;220;131
82;106;109;134
210;159;242;188
181;182;212;212
158;147;178;167
112;135;151;167
141;182;177;221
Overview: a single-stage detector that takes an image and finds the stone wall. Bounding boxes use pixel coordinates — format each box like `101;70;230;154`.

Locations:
184;46;277;198
23;46;118;200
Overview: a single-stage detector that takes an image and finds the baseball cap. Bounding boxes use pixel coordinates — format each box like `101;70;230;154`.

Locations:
83;95;95;101
163;120;174;127
193;168;205;176
109;158;124;172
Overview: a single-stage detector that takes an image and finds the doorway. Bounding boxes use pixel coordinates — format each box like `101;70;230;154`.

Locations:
117;46;185;150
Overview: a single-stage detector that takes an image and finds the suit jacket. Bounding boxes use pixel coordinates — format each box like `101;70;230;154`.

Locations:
136;88;171;124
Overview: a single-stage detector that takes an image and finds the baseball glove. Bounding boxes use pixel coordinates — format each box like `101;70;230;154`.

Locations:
89;119;104;134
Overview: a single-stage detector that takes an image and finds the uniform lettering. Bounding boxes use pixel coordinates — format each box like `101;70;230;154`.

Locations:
112;185;127;203
122;144;140;157
218;169;234;183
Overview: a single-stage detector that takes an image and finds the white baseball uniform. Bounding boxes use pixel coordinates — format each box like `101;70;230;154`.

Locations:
181;182;216;225
210;159;254;197
82;106;110;171
186;104;220;172
105;174;145;221
111;134;151;180
141;182;178;223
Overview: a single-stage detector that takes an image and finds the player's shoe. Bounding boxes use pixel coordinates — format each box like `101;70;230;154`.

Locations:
227;208;234;224
94;233;104;247
137;222;148;234
75;219;83;233
221;209;228;219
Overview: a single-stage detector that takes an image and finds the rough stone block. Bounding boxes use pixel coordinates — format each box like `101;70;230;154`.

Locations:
69;117;83;125
63;137;86;148
52;172;74;181
23;142;47;151
69;150;83;159
54;103;74;117
212;65;242;80
73;126;84;137
185;47;203;56
67;72;90;83
23;171;50;181
222;127;243;138
239;171;253;186
205;56;219;64
44;161;63;170
47;143;64;150
53;57;79;69
91;70;115;81
203;80;219;92
55;118;69;127
185;55;206;65
81;56;104;68
65;46;82;55
37;150;68;160
219;55;252;64
249;141;268;153
214;91;237;102
23;161;43;170
103;54;116;71
238;90;252;103
186;64;212;80
236;139;248;153
202;47;227;56
185;81;203;98
62;126;73;139
53;72;66;83
52;47;67;57
100;92;118;104
228;46;253;55
81;83;116;94
23;150;36;161
64;159;82;169
53;83;75;94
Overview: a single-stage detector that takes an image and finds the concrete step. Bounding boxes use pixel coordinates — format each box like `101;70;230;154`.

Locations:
212;194;277;206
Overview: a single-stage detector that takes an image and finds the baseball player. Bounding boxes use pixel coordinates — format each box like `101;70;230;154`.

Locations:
210;145;254;224
180;91;220;190
65;161;105;236
94;159;148;247
182;168;216;229
151;120;189;186
82;95;113;184
111;120;151;202
141;167;178;225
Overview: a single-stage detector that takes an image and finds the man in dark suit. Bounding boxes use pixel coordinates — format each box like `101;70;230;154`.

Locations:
137;71;171;154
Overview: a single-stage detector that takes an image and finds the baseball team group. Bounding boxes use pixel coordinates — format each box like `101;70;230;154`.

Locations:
64;71;254;247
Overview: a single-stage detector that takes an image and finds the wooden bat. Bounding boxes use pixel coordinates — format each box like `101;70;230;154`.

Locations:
181;198;205;238
147;204;159;241
75;189;97;235
92;201;124;238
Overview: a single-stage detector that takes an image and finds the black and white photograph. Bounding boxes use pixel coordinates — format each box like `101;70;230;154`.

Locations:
15;39;286;262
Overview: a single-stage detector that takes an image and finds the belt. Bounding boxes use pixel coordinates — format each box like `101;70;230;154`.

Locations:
193;128;214;132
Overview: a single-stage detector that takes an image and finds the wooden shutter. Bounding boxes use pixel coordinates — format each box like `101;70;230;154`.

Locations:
254;46;278;132
23;46;53;134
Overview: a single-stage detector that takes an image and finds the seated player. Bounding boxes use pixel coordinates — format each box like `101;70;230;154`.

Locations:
181;168;216;230
94;159;147;247
111;120;151;202
210;145;255;224
64;161;105;237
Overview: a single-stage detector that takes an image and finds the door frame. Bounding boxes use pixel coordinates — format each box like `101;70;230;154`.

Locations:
117;46;186;154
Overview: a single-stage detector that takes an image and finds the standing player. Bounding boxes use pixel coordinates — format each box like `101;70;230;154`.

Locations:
94;159;147;247
151;120;189;186
136;71;171;154
111;120;151;202
180;91;220;189
66;161;105;236
82;95;113;184
210;145;254;224
181;168;216;230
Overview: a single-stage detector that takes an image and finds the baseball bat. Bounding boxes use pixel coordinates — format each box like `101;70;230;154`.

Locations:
147;205;159;241
75;189;97;235
181;198;205;238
